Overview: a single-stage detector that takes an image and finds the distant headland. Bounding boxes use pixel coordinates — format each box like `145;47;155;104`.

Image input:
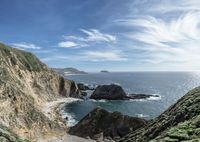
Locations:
53;67;87;76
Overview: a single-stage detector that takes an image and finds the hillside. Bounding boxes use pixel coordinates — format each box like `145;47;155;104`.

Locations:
53;67;87;76
0;43;82;140
119;86;200;141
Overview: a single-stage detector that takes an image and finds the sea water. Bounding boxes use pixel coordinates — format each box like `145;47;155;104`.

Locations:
61;72;200;126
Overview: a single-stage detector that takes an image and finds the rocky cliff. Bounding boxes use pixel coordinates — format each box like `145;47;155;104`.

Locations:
119;86;200;142
69;107;148;141
0;43;81;140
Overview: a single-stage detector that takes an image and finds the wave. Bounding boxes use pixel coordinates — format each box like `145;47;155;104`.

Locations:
60;109;78;127
58;98;82;127
89;99;107;103
136;113;149;118
147;94;162;101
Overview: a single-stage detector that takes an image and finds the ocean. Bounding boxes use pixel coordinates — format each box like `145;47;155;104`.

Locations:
61;72;200;126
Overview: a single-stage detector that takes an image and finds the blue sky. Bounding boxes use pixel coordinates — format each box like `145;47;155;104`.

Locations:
1;0;200;71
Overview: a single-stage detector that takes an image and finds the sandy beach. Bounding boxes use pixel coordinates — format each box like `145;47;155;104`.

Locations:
37;97;95;142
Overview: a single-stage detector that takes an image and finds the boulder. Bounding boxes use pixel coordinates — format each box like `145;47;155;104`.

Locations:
90;84;159;100
77;83;95;91
90;84;127;100
68;107;148;140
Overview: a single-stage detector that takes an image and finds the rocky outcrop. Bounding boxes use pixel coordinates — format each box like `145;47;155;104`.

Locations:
90;84;159;100
119;86;200;142
69;107;148;141
90;84;127;100
0;43;81;140
128;94;159;100
77;83;95;91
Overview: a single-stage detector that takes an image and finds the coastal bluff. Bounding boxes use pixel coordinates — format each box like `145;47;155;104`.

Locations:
0;43;82;141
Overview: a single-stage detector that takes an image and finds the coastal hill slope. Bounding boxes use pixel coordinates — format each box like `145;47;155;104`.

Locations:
0;43;81;140
53;67;87;76
119;86;200;141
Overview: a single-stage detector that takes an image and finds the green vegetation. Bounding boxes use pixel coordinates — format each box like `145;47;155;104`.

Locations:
150;115;200;141
0;42;45;71
0;124;30;142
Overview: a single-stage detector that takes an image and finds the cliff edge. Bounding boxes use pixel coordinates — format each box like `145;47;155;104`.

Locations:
0;43;81;140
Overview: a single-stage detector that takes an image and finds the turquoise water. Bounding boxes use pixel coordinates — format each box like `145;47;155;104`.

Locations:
62;72;200;126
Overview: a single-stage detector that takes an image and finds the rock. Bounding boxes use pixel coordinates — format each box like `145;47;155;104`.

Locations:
81;91;88;96
68;107;148;140
69;80;83;98
93;132;103;142
77;83;95;91
90;84;127;100
77;83;90;90
90;84;158;100
128;94;160;100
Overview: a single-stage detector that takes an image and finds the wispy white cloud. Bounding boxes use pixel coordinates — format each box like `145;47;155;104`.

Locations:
149;0;200;13
58;41;79;48
41;50;127;62
82;50;127;61
59;29;116;49
115;11;200;69
12;42;41;50
79;29;116;42
120;11;200;47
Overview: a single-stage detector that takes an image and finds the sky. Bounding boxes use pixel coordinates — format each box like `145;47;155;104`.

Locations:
1;0;200;72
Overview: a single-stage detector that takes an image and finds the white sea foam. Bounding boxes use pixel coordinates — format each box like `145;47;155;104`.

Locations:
60;110;78;127
89;99;107;103
147;94;162;101
59;98;82;127
136;113;149;118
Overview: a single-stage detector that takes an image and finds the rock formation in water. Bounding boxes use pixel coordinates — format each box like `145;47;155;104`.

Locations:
90;84;159;100
68;107;148;141
119;86;200;142
90;84;127;100
0;43;82;140
77;83;95;91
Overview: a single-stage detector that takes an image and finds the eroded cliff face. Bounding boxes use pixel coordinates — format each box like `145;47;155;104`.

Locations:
0;43;81;140
119;87;200;142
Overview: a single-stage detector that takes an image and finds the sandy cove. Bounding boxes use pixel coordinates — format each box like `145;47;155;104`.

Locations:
34;97;95;142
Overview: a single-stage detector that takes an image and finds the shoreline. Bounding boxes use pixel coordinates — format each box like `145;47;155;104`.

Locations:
41;97;81;121
36;97;95;142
